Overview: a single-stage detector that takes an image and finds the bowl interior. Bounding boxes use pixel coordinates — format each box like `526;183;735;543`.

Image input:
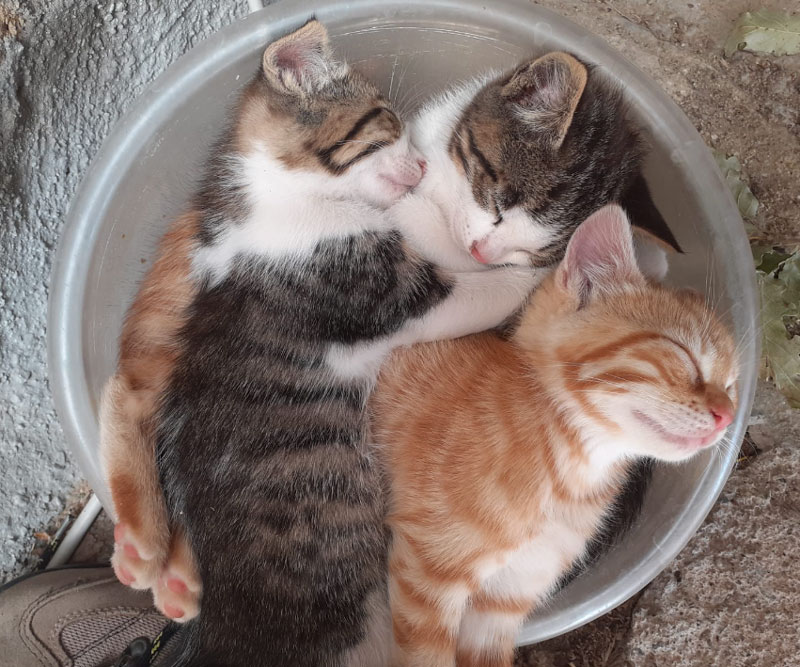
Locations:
51;0;757;644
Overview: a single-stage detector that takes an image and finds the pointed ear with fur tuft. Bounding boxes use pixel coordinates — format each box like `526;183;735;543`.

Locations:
262;19;345;95
557;204;645;307
502;52;588;149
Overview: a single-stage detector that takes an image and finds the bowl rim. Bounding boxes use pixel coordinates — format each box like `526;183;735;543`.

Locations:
47;0;759;644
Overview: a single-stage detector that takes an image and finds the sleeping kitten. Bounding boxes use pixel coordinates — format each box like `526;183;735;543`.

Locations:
373;205;738;667
393;51;678;273
101;27;677;655
124;20;536;667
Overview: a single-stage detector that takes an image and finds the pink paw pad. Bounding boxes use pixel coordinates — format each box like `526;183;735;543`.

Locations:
167;577;188;594
162;603;185;619
123;542;141;560
116;565;136;586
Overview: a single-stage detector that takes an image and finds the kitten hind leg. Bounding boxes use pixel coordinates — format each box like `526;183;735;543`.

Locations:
101;375;202;622
388;533;470;667
101;375;171;590
110;523;163;590
152;526;203;622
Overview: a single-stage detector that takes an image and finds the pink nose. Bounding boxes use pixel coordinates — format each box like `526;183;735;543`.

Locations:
710;405;733;431
390;160;425;188
470;240;489;264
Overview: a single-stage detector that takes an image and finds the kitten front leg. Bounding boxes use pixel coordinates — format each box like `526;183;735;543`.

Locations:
389;532;470;667
399;267;543;346
455;593;532;667
455;549;548;667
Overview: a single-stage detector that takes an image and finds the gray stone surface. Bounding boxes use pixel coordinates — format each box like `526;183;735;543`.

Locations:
0;0;246;583
2;0;799;664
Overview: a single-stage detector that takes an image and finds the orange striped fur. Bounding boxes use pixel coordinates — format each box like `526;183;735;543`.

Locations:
98;211;201;614
372;206;738;666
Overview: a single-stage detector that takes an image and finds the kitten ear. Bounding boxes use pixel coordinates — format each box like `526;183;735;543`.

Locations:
262;19;345;95
501;52;588;149
558;204;644;306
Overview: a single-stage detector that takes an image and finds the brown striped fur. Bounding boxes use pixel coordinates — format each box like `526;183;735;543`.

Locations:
372;206;738;666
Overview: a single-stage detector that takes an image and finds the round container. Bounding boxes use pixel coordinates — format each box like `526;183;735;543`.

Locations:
48;0;758;645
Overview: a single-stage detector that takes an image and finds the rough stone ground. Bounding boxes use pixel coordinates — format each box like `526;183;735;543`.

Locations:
1;0;799;665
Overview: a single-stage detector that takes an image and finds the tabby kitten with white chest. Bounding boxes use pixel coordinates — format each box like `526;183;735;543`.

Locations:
115;20;535;667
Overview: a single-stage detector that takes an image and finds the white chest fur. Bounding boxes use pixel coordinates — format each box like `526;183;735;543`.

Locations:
191;148;392;284
477;502;608;607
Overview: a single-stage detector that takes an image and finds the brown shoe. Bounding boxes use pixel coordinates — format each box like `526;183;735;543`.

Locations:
0;565;176;666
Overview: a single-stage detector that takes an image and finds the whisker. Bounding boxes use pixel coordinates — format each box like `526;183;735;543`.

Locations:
387;55;399;104
391;60;412;108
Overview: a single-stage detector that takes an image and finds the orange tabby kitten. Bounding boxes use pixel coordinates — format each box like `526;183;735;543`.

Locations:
372;204;738;667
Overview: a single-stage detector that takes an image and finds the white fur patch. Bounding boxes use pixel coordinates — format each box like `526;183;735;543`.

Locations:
391;76;499;272
191;147;393;284
632;234;670;281
458;609;523;654
325;340;393;381
478;527;586;604
471;208;557;266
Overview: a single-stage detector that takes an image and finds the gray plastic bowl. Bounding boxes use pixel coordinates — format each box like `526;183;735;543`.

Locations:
49;0;758;645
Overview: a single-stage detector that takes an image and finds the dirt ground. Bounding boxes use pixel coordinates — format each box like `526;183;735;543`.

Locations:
3;0;799;665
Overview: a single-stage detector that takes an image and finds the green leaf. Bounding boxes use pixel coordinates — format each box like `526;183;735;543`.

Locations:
752;243;772;269
713;149;759;219
724;9;800;57
759;252;800;408
779;250;800;294
757;249;792;275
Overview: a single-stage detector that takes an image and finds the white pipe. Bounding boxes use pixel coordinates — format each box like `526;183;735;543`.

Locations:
247;0;263;12
46;493;103;569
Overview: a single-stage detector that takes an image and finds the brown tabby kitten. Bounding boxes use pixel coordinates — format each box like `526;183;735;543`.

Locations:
372;205;738;667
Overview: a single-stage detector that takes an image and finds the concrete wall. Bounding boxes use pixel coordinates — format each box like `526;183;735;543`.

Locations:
0;0;248;583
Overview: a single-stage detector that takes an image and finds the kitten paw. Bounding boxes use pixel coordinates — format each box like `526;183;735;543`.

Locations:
111;522;164;591
152;552;202;622
112;522;202;621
